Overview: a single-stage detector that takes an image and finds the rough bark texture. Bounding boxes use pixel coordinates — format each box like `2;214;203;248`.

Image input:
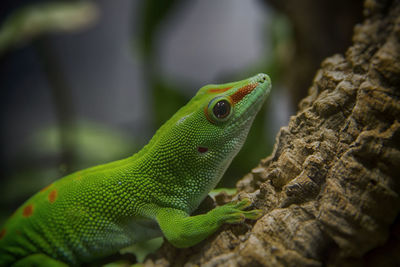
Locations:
145;0;400;266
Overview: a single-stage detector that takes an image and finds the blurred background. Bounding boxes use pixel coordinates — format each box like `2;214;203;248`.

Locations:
0;0;363;224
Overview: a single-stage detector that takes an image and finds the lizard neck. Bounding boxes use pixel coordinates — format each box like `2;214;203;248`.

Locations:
126;124;250;214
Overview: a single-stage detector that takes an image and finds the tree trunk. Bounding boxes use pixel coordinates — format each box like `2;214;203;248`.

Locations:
146;0;400;266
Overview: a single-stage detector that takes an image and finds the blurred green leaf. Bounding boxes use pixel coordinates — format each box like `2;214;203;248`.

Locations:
30;121;137;168
267;13;294;81
0;1;99;55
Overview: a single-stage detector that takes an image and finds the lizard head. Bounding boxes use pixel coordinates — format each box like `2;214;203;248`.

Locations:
178;73;272;159
144;73;271;211
200;73;271;133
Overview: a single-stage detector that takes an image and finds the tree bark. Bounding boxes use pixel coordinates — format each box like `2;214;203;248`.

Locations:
146;0;400;266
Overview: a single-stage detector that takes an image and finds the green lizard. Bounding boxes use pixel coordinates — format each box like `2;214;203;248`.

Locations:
0;73;271;266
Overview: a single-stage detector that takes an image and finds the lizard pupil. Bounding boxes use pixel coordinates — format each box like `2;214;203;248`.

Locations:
213;100;230;118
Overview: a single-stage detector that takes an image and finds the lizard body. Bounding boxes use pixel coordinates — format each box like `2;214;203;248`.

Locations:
0;73;271;266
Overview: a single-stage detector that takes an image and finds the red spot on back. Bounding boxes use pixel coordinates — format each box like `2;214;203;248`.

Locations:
230;83;258;104
23;204;34;217
0;229;6;240
48;189;58;203
208;86;232;93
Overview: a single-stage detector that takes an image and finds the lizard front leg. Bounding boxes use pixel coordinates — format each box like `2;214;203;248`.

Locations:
156;199;262;248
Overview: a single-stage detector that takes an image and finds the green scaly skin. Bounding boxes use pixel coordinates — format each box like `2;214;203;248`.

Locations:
0;73;271;266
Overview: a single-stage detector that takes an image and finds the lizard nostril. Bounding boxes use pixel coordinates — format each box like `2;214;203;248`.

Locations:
257;73;270;84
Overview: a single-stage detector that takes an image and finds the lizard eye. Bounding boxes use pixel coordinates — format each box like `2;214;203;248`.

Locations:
213;100;230;118
206;96;233;123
